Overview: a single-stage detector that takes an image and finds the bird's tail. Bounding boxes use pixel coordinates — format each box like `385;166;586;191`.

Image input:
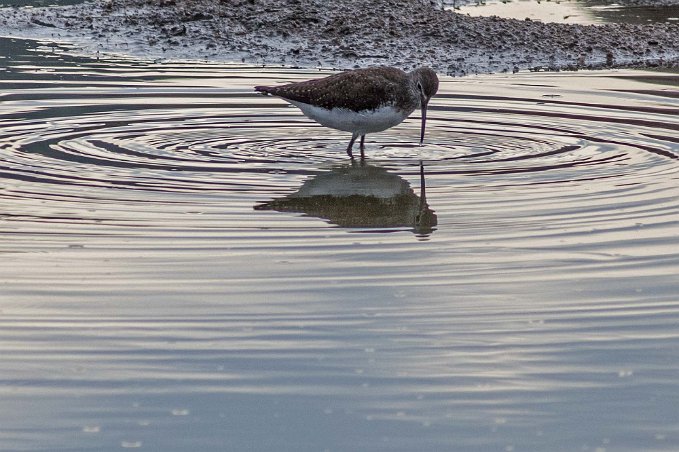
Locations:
254;85;275;95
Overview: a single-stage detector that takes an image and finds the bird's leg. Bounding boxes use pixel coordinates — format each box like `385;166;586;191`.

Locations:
346;133;358;159
359;135;366;160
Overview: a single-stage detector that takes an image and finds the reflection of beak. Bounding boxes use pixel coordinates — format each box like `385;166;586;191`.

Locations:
418;160;427;212
419;96;428;145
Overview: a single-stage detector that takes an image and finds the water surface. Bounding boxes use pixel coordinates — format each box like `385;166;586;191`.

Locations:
455;0;679;25
1;38;679;451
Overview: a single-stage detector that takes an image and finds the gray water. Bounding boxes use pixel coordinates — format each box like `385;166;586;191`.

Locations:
455;0;679;25
1;38;679;451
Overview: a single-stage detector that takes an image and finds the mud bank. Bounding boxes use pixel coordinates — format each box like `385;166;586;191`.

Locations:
1;0;678;75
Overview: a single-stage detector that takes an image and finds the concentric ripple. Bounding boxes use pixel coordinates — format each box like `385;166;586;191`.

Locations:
1;39;679;452
2;62;677;241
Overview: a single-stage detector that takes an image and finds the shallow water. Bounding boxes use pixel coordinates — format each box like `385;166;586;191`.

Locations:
456;0;679;25
1;38;679;451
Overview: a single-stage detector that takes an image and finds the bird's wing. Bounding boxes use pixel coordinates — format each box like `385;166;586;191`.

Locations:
255;67;411;112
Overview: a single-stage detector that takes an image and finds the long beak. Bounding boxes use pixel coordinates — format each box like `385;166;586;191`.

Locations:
419;98;428;145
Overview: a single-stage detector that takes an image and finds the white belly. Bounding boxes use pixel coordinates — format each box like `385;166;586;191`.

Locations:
289;101;412;135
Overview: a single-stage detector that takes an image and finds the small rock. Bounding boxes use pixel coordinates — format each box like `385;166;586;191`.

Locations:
30;18;56;28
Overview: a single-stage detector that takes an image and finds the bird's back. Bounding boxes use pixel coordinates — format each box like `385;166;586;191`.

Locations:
255;67;417;113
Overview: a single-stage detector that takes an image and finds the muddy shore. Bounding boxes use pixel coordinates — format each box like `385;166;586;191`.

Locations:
1;0;678;75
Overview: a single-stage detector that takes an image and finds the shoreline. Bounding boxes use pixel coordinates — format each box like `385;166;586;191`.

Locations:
1;0;678;75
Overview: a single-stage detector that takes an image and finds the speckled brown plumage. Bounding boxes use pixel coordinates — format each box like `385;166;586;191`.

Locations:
254;66;439;159
255;67;419;113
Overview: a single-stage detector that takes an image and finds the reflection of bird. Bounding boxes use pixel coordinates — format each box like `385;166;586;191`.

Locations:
254;67;439;160
254;161;437;236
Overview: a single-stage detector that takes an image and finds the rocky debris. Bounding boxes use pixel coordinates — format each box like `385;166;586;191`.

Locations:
0;0;677;75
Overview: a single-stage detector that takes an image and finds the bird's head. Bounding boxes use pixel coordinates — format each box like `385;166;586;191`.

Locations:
410;67;439;145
